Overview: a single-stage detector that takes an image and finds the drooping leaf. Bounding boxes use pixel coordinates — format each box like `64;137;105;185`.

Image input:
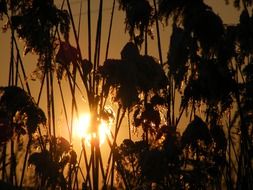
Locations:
81;59;92;77
181;116;211;148
120;42;140;61
158;0;185;20
0;180;17;190
150;94;166;106
28;151;56;175
55;41;78;80
141;149;166;181
237;10;253;54
52;136;71;156
168;26;189;88
136;55;168;92
183;3;224;53
0;86;46;140
181;59;235;110
0;0;7;17
0;110;12;143
118;0;153;45
10;0;70;55
210;124;227;152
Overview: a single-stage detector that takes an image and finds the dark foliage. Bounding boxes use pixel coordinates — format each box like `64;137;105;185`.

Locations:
0;86;46;143
99;42;167;109
181;116;211;148
55;41;79;80
118;0;153;45
28;136;77;190
0;180;17;190
10;0;70;55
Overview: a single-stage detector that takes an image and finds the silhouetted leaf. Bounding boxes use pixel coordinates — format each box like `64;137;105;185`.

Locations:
0;0;7;17
0;180;17;190
0;110;12;143
52;136;71;156
120;42;140;61
181;116;211;148
150;94;166;106
28;151;55;175
183;3;224;53
158;0;185;20
10;0;70;55
181;59;235;110
168;26;189;88
210;124;227;152
55;41;78;80
118;0;153;45
100;106;115;121
237;9;253;54
0;86;46;141
141;149;165;181
81;59;92;77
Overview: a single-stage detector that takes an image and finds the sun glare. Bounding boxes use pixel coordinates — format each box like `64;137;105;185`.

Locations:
73;113;111;145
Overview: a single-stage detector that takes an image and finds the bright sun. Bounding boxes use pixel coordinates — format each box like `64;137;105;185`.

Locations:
73;113;111;145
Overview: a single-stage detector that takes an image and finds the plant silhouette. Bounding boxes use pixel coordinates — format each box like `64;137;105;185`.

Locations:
0;0;253;189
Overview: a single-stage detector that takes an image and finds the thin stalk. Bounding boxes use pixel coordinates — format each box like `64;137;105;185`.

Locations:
128;110;131;140
49;67;56;138
19;137;31;189
14;37;31;95
87;0;92;91
77;0;83;40
98;149;106;182
104;107;121;185
66;0;89;97
46;69;52;136
73;149;83;190
10;140;16;185
1;144;6;181
58;80;71;141
15;51;19;86
144;27;148;55
227;111;232;190
153;0;163;66
81;140;92;188
93;0;103;96
9;29;14;86
36;72;46;105
70;68;77;144
105;0;116;60
110;109;126;188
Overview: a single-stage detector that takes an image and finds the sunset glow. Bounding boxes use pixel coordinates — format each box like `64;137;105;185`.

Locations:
73;113;111;145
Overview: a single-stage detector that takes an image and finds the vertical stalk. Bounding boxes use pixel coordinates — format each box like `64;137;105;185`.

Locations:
105;0;116;60
93;0;103;95
49;66;56;138
19;137;31;189
153;0;163;66
58;80;71;141
1;144;6;181
10;140;15;185
87;0;92;91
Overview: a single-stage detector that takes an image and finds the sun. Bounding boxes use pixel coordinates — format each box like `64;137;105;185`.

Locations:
73;113;111;145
